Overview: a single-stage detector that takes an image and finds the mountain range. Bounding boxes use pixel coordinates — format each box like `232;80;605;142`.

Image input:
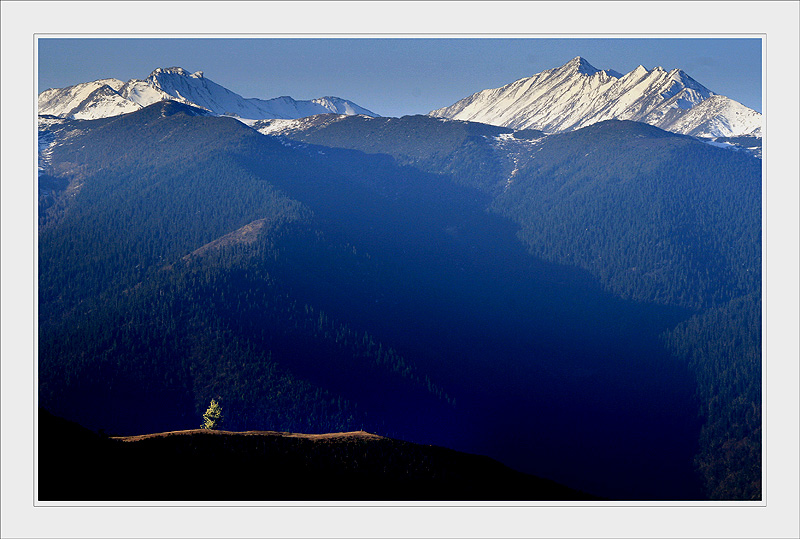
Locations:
429;56;761;138
38;58;760;142
36;57;762;501
38;66;378;120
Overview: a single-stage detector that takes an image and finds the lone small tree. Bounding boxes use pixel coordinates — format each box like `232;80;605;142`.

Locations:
202;399;223;430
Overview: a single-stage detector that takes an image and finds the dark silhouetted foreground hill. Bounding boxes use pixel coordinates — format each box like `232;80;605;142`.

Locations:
38;409;597;501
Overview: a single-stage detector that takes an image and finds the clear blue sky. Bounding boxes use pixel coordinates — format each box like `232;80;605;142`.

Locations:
38;37;762;117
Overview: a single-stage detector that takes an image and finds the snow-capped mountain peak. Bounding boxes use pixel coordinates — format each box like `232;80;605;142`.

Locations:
428;57;760;138
560;56;602;76
38;79;129;118
39;67;379;121
148;66;190;78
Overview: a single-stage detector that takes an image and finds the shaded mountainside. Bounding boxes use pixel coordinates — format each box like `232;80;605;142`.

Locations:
257;113;520;193
38;102;760;500
252;115;762;500
38;410;598;501
271;115;761;310
492;120;761;310
662;293;762;500
38;102;457;440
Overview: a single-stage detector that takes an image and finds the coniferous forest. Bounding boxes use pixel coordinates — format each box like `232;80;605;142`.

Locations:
38;101;761;501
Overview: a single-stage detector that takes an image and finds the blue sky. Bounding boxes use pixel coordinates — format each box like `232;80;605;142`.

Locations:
38;37;762;117
37;37;763;118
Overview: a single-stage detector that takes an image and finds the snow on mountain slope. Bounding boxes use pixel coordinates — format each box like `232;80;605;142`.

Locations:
38;67;379;121
38;79;128;118
118;79;185;108
429;57;760;138
310;96;374;116
146;67;257;116
249;114;349;136
657;94;762;137
148;67;379;119
69;84;142;120
37;117;61;175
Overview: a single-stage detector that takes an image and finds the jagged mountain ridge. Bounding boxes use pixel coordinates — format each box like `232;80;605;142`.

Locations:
38;66;379;121
428;56;761;138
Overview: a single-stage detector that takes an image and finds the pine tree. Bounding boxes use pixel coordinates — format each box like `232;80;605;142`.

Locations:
202;399;222;430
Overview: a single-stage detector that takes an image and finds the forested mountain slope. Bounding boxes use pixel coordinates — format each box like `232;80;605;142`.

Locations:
38;102;454;439
38;102;761;500
492;120;761;310
264;114;762;499
273;115;761;310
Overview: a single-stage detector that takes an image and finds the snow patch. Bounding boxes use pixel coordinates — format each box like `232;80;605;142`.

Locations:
704;140;737;150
